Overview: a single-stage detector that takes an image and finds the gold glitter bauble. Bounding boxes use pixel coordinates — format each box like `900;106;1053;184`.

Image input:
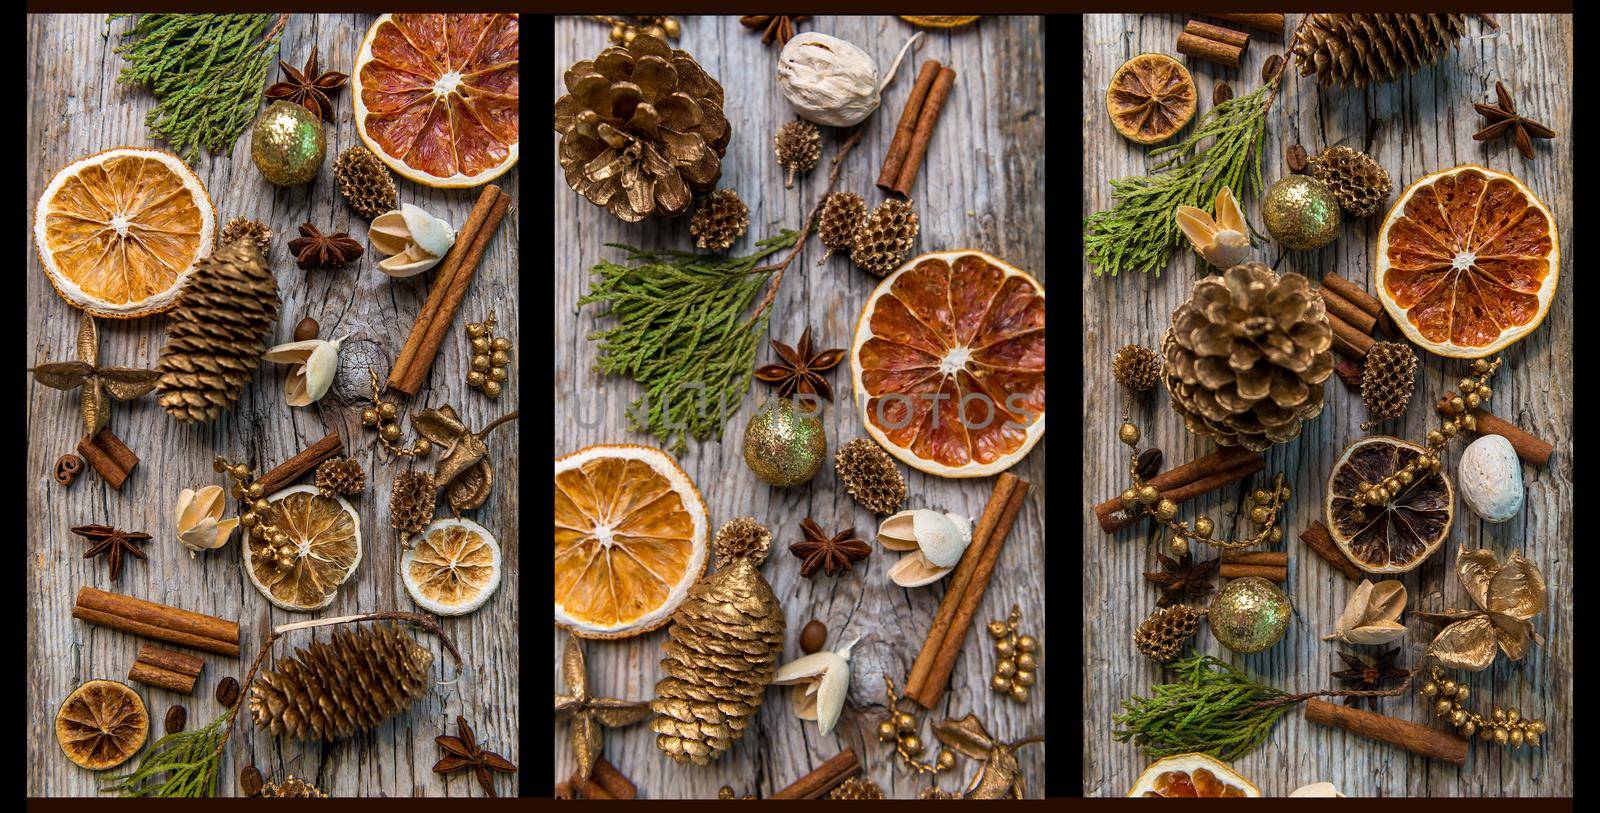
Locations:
251;101;326;186
742;398;826;487
1207;576;1291;654
1262;175;1340;250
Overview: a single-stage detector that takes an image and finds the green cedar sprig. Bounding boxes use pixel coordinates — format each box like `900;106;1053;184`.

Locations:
101;706;233;797
579;232;800;455
1085;81;1277;277
111;13;285;163
1112;655;1293;762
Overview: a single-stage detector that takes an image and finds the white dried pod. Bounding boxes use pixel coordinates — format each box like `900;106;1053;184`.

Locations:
175;485;239;556
263;336;346;406
772;637;858;735
879;509;972;587
370;204;456;277
1175;186;1252;268
777;33;880;127
1288;782;1345;797
1457;434;1523;522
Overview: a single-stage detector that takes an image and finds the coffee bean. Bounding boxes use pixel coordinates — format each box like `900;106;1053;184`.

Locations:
215;676;241;708
1286;144;1309;173
164;704;187;735
1261;54;1285;85
1213;82;1233;106
1135;448;1164;481
239;765;264;797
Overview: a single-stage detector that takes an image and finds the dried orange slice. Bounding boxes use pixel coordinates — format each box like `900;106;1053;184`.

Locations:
402;517;502;616
1106;54;1196;145
1128;753;1260;797
555;445;709;639
244;485;363;612
850;250;1045;478
55;679;148;770
352;14;519;188
1325;436;1454;574
1376;165;1559;358
33;147;215;318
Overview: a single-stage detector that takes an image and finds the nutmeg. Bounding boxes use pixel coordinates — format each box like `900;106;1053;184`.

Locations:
293;317;320;342
799;619;827;654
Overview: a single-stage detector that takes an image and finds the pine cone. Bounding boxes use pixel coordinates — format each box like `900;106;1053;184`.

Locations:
1360;341;1418;429
1112;344;1162;392
260;775;328;798
815;191;866;264
333;146;398;220
155;241;280;423
218;217;273;254
315;457;365;497
850;199;919;276
651;527;784;765
1134;605;1203;663
390;469;437;537
1161;262;1334;451
712;517;771;570
829;777;884;800
1309;146;1392;217
774;121;820;189
834;438;906;515
555;35;730;222
1291;14;1469;89
689;189;749;251
249;624;434;742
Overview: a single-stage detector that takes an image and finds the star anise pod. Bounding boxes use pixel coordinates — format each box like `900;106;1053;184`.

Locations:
789;518;870;578
433;716;517;798
287;223;363;271
264;46;349;121
1141;552;1217;608
1473;81;1556;160
755;326;846;401
72;524;150;582
1331;647;1409;711
740;15;808;47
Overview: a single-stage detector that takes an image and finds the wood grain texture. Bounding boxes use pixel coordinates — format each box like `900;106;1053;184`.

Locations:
1081;14;1571;797
553;15;1046;799
26;14;520;797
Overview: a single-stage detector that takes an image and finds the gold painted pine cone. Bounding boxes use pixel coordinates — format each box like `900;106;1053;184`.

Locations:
816;191;866;263
1291;14;1469;89
851;198;919;276
1360;340;1418;428
390;469;437;535
315;457;365;497
155;240;280;423
249;624;434;742
1112;344;1162;392
333;146;398;220
1160;262;1334;451
1309;146;1393;217
689;189;749;251
774;120;820;188
1135;605;1203;662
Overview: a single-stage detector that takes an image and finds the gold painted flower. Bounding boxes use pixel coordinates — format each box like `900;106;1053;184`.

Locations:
1416;548;1545;671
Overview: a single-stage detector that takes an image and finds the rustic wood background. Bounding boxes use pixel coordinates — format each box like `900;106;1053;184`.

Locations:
553;15;1045;799
1081;14;1571;797
26;14;520;798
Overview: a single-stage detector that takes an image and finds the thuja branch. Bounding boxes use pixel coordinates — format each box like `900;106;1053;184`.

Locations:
111;13;286;162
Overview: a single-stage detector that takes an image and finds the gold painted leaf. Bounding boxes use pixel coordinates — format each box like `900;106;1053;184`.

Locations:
1487;552;1546;621
100;367;160;400
447;460;493;512
1426;613;1498;672
413;406;467;447
28;361;92;390
933;713;995;759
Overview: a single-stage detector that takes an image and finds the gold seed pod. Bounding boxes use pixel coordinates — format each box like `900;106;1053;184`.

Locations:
492;336;512;352
466;370;486;387
1194;516;1214;538
1510;728;1525;747
1434;699;1454;716
1465;393;1481;409
1252;489;1271;505
1118;422;1140;445
466;322;485;337
894;711;916;732
1016;652;1037;671
936;750;956;771
1014;670;1036;687
1493;727;1509;746
1249;505;1270;525
1155;499;1178;521
361;408;380;426
988;620;1010;638
1506;709;1520;724
1491;707;1506;722
903;735;924;756
490;350;511;366
1477;385;1492;400
1269;527;1284;543
471;355;491;372
1120;487;1139;508
378;402;399;420
877;721;897;742
413;438;432;456
1427;430;1444;446
1017;635;1037;653
1420;681;1439;697
380;424;402;441
483;381;503;398
1137;485;1160;505
995;659;1017;677
1453;684;1469;702
471;337;490;354
991;675;1012;693
1461;414;1477;432
1009;685;1030;703
995;639;1015;657
489;366;508;382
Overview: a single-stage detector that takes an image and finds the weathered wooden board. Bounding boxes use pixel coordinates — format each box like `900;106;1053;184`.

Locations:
27;14;520;798
1081;13;1571;797
553;15;1046;799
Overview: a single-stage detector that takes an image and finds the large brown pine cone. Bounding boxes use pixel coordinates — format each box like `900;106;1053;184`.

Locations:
1160;262;1334;451
555;35;730;222
155;241;280;423
249;624;434;741
1291;14;1468;89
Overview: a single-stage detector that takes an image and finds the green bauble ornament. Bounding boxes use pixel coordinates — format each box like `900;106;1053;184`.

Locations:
742;398;826;487
251;101;325;186
1207;576;1290;654
1262;175;1340;250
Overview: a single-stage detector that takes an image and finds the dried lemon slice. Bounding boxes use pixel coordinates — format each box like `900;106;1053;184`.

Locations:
1128;753;1260;797
244;485;362;612
55;679;148;770
402;517;502;616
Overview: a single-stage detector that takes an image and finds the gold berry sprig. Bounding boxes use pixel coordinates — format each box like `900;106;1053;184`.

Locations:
213;456;290;567
1351;356;1502;510
877;676;957;775
1420;665;1546;748
987;605;1039;704
465;311;512;399
361;370;432;458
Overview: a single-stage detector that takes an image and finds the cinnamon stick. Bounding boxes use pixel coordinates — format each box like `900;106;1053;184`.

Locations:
1299;521;1364;581
1184;20;1249;49
1327;311;1375;357
1322;273;1383;318
1220;550;1288;567
128;645;205;694
912;475;1030;709
1305;699;1469;765
1219;563;1287;581
390;185;508;395
1434;397;1554;466
1176;32;1243;67
877;60;942;193
76;428;138;490
771;747;859;799
1209;13;1285;34
1094;447;1265;533
253;431;344;495
1318;287;1377;334
891;67;957;198
586;757;636;800
73;587;240;657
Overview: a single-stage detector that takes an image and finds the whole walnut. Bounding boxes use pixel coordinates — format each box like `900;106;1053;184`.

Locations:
777;33;880;127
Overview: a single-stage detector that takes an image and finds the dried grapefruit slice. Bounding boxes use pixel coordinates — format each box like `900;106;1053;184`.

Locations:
1376;165;1558;358
33;147;215;318
352;13;519;188
1128;753;1260;797
1325;436;1454;574
850;250;1045;478
555;445;708;639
